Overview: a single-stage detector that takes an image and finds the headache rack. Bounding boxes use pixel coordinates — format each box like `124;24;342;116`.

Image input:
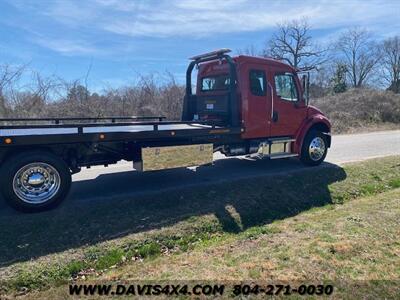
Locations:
189;48;232;61
183;48;240;127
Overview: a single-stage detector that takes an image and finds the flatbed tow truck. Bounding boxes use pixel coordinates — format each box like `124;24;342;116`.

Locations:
0;49;331;212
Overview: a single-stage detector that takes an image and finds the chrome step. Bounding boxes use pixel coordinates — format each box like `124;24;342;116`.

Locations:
258;137;295;156
269;153;298;159
269;138;296;144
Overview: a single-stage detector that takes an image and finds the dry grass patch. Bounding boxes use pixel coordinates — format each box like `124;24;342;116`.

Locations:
313;88;400;133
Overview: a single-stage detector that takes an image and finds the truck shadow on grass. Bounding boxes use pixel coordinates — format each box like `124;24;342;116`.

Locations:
0;158;347;267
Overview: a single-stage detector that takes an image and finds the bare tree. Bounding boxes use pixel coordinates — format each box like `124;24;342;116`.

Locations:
381;36;400;93
264;19;326;71
0;64;26;91
0;65;184;120
335;28;380;88
309;66;334;98
159;72;184;119
0;64;26;117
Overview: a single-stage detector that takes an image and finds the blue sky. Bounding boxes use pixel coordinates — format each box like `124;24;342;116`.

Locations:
0;0;399;90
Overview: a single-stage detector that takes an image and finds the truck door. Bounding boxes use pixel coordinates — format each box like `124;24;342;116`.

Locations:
241;64;271;139
269;70;307;137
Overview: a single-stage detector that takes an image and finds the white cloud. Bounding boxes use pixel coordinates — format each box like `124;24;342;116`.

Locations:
66;0;400;37
34;38;100;55
4;0;400;55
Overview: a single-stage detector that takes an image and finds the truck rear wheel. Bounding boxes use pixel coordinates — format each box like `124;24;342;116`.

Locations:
0;151;72;212
300;130;328;166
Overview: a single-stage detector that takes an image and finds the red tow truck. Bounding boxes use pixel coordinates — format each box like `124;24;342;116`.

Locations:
0;49;331;212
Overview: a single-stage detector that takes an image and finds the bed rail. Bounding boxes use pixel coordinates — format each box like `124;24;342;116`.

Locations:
0;116;166;125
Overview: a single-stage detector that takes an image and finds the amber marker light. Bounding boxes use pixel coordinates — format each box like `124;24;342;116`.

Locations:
99;134;105;140
4;138;12;144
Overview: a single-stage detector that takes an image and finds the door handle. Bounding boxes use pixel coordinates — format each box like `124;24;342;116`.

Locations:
272;111;278;122
267;81;274;120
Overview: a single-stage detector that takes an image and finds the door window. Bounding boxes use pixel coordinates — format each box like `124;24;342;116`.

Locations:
274;74;298;101
249;70;266;96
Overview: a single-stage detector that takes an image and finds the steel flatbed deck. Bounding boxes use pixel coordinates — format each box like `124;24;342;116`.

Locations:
0;117;242;147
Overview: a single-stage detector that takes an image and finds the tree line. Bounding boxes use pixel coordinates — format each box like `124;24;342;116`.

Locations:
1;19;399;120
0;70;184;120
240;19;400;96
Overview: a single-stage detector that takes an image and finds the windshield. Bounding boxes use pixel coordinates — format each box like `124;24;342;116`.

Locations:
201;75;230;91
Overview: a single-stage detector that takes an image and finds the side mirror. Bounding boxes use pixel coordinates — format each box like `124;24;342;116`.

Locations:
301;73;310;105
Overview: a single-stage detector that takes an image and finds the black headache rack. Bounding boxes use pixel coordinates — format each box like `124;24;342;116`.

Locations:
0;116;242;147
182;48;240;127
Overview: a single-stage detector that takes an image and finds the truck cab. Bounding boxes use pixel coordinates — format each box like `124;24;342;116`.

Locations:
182;49;331;163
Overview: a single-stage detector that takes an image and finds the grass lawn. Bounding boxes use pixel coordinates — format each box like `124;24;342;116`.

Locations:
0;156;399;298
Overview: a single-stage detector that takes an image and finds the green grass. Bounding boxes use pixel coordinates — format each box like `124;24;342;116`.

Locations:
95;248;125;270
0;156;399;297
389;178;400;188
137;242;160;258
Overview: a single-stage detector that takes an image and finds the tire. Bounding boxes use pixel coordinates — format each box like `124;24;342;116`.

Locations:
300;130;328;166
0;151;72;213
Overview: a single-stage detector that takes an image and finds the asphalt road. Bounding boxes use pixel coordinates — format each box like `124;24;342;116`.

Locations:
0;130;399;213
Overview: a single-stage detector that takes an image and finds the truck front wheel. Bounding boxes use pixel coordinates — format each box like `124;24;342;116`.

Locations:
300;130;328;166
0;151;72;212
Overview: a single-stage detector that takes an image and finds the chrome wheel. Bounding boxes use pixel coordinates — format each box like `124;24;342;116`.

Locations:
13;163;61;204
308;137;326;161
